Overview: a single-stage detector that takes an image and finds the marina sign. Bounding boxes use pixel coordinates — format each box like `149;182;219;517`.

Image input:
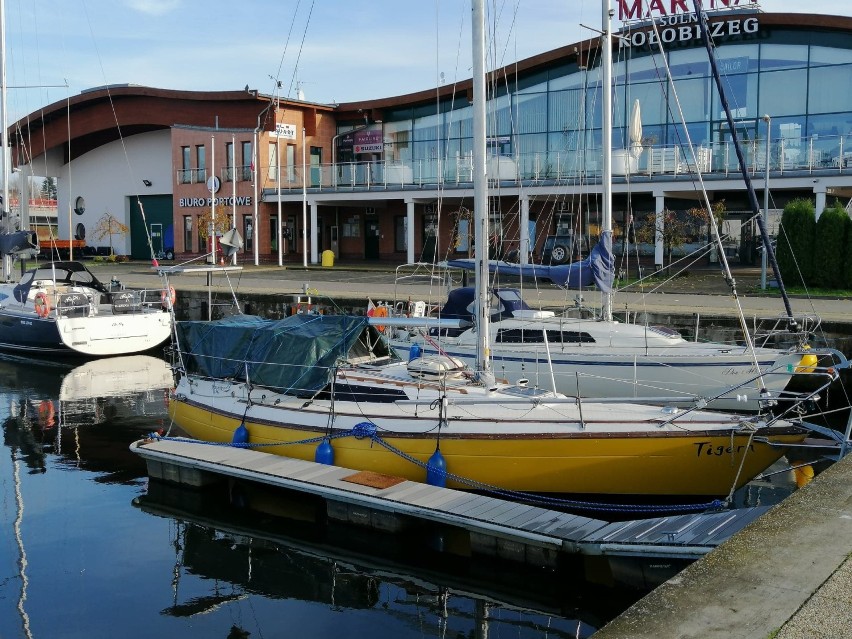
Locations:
617;0;760;20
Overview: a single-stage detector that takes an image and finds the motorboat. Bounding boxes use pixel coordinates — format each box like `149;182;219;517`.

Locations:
0;261;172;356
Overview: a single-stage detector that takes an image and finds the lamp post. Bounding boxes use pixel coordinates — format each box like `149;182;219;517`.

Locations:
761;114;770;290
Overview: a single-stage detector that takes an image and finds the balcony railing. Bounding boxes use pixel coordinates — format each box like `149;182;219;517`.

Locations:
176;168;208;184
221;165;253;182
254;133;852;193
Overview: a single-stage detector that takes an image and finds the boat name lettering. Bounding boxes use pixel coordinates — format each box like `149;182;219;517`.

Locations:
179;196;253;208
619;16;758;48
722;366;758;376
694;441;755;457
212;381;231;393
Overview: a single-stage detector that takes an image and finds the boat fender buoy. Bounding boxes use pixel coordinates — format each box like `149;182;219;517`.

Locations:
34;292;51;318
232;422;249;447
426;448;447;487
315;438;334;465
161;286;177;308
795;352;819;374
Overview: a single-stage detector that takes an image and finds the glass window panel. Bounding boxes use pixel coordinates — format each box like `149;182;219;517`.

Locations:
759;44;808;71
413;112;442;142
712;73;757;119
667;48;710;78
669;76;710;123
715;44;760;72
626;53;667;83
666;122;711;148
549;68;587;90
383;119;411;134
628;81;667;125
809;46;852;67
514;92;548;133
487;93;513;136
446;105;472;139
758;68;807;117
515;76;548;94
808;64;852;115
548;89;584;138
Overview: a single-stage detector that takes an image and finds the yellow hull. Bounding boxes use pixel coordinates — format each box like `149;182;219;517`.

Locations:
170;399;803;498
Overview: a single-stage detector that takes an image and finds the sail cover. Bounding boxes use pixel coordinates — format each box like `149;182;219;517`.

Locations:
176;314;382;395
446;231;614;292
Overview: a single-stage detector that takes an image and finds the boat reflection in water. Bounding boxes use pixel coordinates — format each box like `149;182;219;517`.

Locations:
0;353;172;478
135;479;646;638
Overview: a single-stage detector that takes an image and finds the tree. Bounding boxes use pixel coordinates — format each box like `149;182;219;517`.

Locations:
195;207;233;259
40;177;57;200
813;200;848;289
634;206;707;268
92;212;129;256
775;198;816;287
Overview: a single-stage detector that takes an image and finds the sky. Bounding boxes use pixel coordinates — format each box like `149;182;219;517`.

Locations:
3;0;852;122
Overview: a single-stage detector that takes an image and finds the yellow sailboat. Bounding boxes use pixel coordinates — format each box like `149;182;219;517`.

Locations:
167;0;809;504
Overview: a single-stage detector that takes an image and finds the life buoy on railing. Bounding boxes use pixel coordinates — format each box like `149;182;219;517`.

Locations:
368;305;388;332
34;292;51;318
160;286;177;308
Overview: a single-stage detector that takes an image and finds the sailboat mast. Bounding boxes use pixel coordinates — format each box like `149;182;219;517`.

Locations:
601;0;613;322
0;0;11;282
693;0;796;328
472;0;492;376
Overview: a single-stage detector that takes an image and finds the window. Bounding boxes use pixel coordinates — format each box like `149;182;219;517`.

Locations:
394;216;407;252
180;146;191;184
196;145;206;182
241;141;252;181
225;142;234;181
243;215;253;251
268;142;278;181
495;329;595;344
286;144;296;182
183;216;193;253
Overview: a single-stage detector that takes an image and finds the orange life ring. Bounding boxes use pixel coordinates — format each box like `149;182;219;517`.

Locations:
38;400;55;428
371;305;388;332
34;292;51;318
160;286;177;308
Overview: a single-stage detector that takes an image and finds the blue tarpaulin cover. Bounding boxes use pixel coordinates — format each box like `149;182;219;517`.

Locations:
446;231;614;292
176;314;379;394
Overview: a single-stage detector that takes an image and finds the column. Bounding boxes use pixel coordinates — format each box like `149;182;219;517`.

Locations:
310;202;319;264
406;200;415;264
814;184;827;221
519;195;530;265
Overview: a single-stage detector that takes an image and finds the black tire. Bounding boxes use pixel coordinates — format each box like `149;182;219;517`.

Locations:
165;249;175;260
550;244;570;265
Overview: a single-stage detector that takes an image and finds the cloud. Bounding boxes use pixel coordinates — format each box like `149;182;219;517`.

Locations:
124;0;181;17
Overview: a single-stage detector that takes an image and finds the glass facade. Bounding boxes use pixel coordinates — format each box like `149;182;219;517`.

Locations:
366;32;852;180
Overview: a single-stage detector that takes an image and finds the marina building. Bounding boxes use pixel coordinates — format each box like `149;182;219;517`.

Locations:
9;6;852;267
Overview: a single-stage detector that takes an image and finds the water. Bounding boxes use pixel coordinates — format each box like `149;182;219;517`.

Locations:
0;352;655;639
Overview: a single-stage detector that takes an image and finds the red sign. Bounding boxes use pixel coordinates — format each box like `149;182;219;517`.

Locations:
617;0;758;21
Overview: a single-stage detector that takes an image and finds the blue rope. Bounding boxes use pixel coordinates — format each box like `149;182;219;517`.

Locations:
147;423;724;515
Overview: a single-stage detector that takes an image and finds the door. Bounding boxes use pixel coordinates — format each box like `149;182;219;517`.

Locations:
150;223;163;256
330;226;339;255
365;220;380;260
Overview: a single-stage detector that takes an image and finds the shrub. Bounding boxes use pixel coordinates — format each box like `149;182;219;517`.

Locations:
813;201;848;289
775;198;815;287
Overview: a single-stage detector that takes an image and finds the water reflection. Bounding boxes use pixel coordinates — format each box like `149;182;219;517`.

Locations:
135;480;636;638
0;354;172;480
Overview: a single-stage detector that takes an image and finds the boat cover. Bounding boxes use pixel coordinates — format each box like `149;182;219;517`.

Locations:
446;230;615;292
176;314;384;394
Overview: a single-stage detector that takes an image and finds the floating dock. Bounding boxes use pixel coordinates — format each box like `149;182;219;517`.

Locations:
131;438;771;571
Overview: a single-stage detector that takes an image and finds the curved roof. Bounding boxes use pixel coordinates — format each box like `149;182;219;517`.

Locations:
11;85;332;164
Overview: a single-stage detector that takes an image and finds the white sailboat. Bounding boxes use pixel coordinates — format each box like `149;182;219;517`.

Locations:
386;3;840;413
0;3;172;357
166;0;810;504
